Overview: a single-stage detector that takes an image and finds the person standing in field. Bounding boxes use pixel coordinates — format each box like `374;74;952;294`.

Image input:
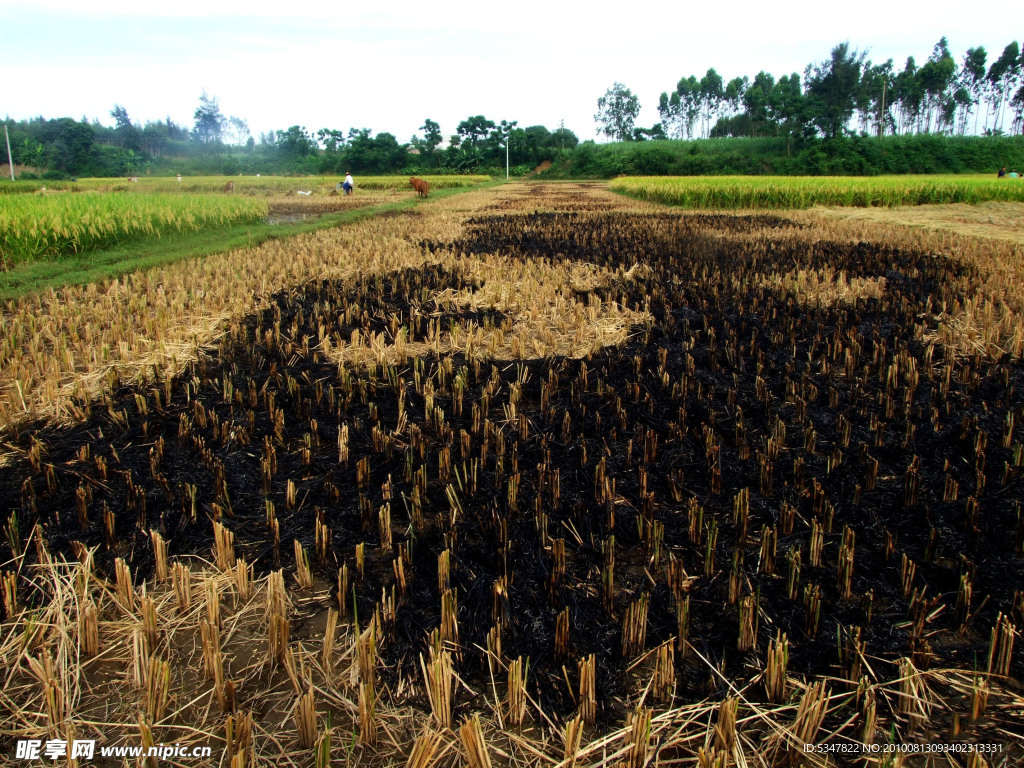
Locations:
342;172;354;195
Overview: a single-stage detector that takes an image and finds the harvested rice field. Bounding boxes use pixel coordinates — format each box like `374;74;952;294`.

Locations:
1;182;1022;767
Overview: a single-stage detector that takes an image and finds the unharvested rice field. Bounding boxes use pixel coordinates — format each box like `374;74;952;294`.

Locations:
0;175;491;196
610;175;1024;209
0;176;489;267
0;193;269;266
0;182;1022;767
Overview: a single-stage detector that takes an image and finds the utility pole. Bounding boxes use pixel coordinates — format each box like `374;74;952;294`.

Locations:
5;125;14;181
879;79;887;138
506;134;509;180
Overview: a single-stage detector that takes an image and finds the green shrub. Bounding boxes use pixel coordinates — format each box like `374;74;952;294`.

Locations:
564;135;1024;177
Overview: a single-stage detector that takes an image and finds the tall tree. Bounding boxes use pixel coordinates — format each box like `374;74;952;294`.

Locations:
804;42;867;138
517;125;551;165
110;104;143;152
960;47;988;134
724;77;748;120
225;116;251;146
856;60;894;136
551;123;578;152
275;126;316;159
893;57;924;133
698;69;724;138
39;118;95;174
192;91;226;145
456;115;496;150
658;91;683;139
986;41;1021;133
742;71;774;137
595;83;640;142
918;38;956;133
413;119;443;155
1011;80;1024;134
675;76;702;139
769;73;806;154
110;104;132;130
317;128;346;153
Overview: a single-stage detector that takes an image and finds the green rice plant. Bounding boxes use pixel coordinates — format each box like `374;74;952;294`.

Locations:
609;174;1024;209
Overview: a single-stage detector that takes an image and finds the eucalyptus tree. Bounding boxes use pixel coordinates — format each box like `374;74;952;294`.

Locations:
986;42;1021;133
742;72;774;137
225;117;250;146
657;91;684;139
893;57;924;133
676;76;702;139
595;83;640;141
958;47;988;134
698;69;724;138
1011;83;1024;134
724;77;748;121
768;74;806;154
856;60;894;136
918;38;956;133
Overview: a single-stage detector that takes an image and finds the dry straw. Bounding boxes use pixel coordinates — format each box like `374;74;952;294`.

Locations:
503;655;527;728
293;540;313;590
2;183;1024;767
421;648;453;730
459;713;492;768
293;685;317;749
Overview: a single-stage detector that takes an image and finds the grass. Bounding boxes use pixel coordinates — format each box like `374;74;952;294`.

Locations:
0;181;494;301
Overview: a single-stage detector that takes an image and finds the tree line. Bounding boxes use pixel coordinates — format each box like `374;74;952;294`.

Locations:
5;37;1023;181
2;93;579;180
594;39;1024;146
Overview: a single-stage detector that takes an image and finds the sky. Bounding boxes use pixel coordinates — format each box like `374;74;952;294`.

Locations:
3;0;1018;145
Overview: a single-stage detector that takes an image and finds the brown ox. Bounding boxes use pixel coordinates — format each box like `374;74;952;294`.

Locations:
223;181;235;193
409;177;430;198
